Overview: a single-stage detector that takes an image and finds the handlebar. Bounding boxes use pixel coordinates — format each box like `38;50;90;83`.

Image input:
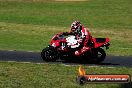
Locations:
52;34;65;41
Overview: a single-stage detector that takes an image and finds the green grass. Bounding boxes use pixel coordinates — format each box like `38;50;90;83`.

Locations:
0;1;132;88
0;22;132;56
0;0;132;56
0;0;132;29
0;0;131;86
0;61;132;88
0;22;65;51
0;0;131;56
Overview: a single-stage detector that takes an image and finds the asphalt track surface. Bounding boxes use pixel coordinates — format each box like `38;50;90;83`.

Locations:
0;50;132;67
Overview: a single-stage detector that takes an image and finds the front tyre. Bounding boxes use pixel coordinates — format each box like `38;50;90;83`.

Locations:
41;47;58;62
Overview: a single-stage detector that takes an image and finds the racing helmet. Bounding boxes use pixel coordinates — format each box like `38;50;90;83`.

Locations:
71;20;81;33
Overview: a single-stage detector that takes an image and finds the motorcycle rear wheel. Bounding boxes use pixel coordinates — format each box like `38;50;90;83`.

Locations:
84;48;106;64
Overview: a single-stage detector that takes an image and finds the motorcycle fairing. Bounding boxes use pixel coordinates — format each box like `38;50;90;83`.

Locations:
92;38;110;48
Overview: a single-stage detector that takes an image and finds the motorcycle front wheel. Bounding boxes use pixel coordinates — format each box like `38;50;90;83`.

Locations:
41;46;58;62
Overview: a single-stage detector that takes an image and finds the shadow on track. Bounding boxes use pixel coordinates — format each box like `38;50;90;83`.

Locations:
58;59;120;67
0;50;132;67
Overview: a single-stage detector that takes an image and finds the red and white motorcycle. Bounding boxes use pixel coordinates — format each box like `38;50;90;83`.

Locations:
41;33;110;63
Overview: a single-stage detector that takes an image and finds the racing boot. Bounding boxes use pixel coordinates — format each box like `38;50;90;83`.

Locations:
75;46;91;56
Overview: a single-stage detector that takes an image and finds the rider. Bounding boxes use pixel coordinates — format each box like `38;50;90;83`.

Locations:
60;20;93;56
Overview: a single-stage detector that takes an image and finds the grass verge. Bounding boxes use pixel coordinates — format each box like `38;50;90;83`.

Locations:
0;61;132;88
0;1;131;88
0;0;131;29
0;22;132;56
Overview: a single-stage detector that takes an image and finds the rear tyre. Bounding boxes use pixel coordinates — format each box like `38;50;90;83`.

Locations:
84;48;106;64
41;47;58;62
91;48;106;64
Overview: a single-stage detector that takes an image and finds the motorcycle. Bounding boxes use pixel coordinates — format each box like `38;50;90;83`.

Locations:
41;33;110;63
